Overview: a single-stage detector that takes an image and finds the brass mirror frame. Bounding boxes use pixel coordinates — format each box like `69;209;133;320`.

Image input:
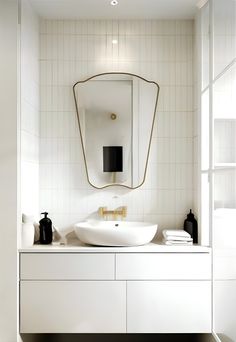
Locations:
73;72;160;189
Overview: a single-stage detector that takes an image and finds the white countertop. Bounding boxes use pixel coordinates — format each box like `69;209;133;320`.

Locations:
19;240;211;253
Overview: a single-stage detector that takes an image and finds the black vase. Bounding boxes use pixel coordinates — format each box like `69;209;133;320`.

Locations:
184;209;198;243
39;212;53;244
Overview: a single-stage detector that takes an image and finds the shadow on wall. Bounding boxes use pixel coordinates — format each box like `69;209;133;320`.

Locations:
20;334;215;342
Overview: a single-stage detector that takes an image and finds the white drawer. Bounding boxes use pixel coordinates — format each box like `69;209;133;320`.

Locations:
116;253;211;280
20;280;126;333
127;280;211;333
20;253;115;280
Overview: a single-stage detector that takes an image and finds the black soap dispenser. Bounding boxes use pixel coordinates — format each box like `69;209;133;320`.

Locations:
184;209;198;243
39;212;53;244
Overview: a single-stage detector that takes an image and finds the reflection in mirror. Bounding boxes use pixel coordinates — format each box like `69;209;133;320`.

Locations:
73;72;160;189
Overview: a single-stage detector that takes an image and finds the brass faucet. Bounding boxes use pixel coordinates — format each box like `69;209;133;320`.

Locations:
98;206;127;220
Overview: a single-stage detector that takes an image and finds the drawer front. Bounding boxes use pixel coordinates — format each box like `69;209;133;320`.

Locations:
20;280;126;333
127;280;211;333
116;253;211;280
21;253;115;280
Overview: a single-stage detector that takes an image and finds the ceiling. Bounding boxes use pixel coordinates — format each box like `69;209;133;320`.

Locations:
30;0;199;20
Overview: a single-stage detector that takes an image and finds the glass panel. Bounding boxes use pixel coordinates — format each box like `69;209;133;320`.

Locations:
213;62;236;120
213;63;236;166
214;169;236;209
213;0;236;78
213;169;236;341
214;120;236;164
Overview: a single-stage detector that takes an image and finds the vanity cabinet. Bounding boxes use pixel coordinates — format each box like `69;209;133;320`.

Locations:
19;250;211;333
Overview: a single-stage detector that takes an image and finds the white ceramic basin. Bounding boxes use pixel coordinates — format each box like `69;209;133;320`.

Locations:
74;220;158;247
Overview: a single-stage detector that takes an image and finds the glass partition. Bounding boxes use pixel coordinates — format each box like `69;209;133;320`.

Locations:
212;1;236;341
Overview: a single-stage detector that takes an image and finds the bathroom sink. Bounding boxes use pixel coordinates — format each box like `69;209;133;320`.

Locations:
74;221;158;247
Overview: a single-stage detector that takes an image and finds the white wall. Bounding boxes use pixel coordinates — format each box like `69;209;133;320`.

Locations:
0;1;18;341
21;0;39;219
39;20;195;237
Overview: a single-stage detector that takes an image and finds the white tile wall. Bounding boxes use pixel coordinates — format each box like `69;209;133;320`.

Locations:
39;19;195;237
21;0;39;217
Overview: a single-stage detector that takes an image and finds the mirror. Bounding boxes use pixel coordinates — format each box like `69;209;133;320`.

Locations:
73;72;160;189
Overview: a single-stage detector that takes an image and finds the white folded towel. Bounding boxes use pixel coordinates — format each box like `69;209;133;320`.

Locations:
162;229;191;239
163;240;193;245
164;235;192;242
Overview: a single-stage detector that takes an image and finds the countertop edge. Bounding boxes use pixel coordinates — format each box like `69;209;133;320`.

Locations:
18;242;211;253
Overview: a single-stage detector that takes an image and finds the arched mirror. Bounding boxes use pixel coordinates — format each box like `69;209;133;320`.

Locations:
73;72;160;189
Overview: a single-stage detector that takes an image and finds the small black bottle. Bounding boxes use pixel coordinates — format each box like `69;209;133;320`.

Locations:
39;212;53;244
184;209;198;243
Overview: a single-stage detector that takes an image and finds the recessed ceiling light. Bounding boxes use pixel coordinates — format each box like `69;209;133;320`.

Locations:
112;39;118;44
110;0;118;6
